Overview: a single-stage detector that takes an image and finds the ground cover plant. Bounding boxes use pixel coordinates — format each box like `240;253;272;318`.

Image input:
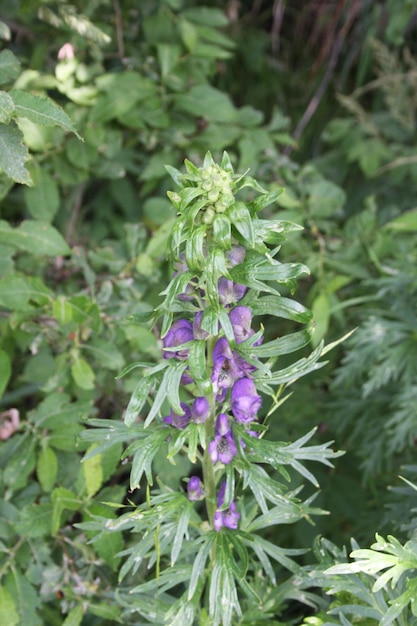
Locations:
1;1;417;624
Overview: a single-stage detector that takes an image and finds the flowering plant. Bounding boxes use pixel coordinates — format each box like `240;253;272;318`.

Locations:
81;152;342;625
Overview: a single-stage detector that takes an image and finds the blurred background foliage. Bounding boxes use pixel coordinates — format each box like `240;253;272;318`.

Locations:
1;0;417;624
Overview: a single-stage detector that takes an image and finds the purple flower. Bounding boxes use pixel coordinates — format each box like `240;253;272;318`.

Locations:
163;403;192;429
208;414;237;464
187;476;204;501
192;311;210;339
163;319;194;360
227;245;246;267
213;481;240;531
211;338;244;392
218;278;247;306
231;378;262;424
191;397;210;423
229;306;254;343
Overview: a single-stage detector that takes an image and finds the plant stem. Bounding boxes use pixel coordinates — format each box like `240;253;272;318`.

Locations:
203;337;217;527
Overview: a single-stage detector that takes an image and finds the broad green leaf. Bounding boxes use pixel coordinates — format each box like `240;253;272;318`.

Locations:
71;355;95;390
37;445;58;492
0;350;11;397
0;121;31;184
14;503;52;538
183;7;229;27
52;295;74;324
0;219;71;255
175;85;237;123
51;487;81;535
23;165;60;221
0;586;19;626
0;273;51;310
386;208;417;232
82;444;103;497
62;605;83;626
10;89;81;137
0;90;14;123
0;50;20;84
213;214;231;249
4;570;42;626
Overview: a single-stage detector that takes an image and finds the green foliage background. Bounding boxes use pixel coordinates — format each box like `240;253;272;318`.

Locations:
1;1;417;624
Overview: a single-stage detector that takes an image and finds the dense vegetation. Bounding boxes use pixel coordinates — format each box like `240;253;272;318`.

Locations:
1;1;417;624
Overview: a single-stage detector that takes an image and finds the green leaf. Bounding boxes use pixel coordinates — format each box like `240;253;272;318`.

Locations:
62;605;83;626
0;121;31;184
37;445;58;492
0;91;15;123
124;375;155;426
175;85;237;123
251;295;313;324
250;328;313;358
82;444;103;497
128;428;168;489
5;571;42;626
10;90;81;137
71;355;95;390
0;22;11;41
386;208;417;232
188;340;209;384
51;487;81;535
213;214;231;249
23;165;60;222
0;50;21;84
228;202;254;246
0;350;11;397
14;503;52;538
0;586;19;626
0;219;71;255
0;273;51;310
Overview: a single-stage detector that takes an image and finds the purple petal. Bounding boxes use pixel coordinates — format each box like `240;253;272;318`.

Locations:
191;397;210;423
187;476;204;501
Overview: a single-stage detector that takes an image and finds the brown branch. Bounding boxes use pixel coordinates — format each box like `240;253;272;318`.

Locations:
112;0;125;60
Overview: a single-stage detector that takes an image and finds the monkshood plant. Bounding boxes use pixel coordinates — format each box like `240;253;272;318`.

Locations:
80;152;342;625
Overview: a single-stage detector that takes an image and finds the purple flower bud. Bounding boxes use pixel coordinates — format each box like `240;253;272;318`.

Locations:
218;278;248;306
191;397;210;423
231;378;262;424
213;481;240;531
215;413;230;436
229;306;253;343
163;319;194;360
226;245;246;267
192;311;210;339
187;476;204;501
163;403;192;429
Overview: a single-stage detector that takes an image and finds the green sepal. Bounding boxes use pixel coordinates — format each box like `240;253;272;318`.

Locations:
220;150;235;174
228;202;254;248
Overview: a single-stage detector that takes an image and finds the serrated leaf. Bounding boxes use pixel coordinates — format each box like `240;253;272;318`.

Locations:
0;50;21;84
0;121;31;184
0;586;19;626
37;445;58;492
0;219;71;255
0;91;15;123
129;428;168;489
10;89;81;138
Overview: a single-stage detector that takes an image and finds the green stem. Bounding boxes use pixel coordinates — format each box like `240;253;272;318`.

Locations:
202;337;217;527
